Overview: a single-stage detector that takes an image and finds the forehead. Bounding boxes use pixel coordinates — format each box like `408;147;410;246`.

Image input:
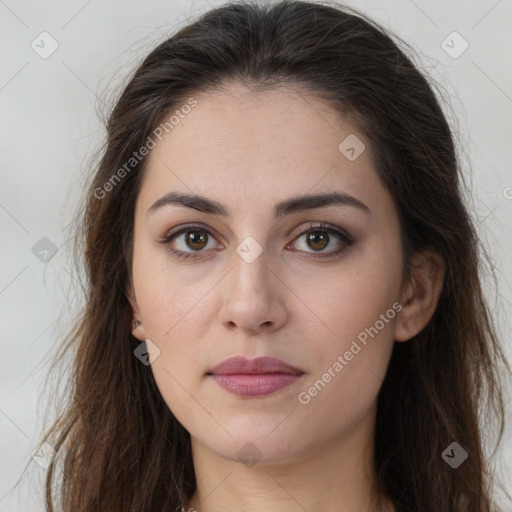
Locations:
137;83;390;216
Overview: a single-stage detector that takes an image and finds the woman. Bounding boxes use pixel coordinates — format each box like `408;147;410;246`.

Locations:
38;1;511;510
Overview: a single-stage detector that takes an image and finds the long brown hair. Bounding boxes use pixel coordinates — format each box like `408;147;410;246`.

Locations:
37;1;511;510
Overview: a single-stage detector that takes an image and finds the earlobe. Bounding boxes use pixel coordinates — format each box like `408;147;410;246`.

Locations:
394;251;445;342
131;320;145;341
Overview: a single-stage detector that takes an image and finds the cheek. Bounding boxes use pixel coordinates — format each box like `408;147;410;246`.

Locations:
133;264;216;424
131;247;220;411
292;239;401;407
132;240;218;337
292;277;398;448
297;240;402;349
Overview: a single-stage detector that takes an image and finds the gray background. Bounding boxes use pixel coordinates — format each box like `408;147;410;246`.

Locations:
1;0;511;510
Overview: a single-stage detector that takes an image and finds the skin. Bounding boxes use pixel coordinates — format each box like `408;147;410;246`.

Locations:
129;82;445;512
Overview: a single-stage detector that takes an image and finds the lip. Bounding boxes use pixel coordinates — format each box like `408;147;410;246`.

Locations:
207;356;305;397
209;356;303;375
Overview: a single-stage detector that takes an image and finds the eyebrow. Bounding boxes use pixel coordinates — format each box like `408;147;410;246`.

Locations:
147;190;371;218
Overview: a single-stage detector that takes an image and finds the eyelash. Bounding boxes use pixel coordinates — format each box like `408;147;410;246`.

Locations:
159;222;354;260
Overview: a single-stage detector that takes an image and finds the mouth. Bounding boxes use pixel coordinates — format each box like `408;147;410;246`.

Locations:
207;356;305;397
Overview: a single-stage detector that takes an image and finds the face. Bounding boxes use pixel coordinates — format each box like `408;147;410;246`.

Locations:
129;82;404;464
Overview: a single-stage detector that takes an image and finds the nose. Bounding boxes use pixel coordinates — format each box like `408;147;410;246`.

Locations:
217;247;288;335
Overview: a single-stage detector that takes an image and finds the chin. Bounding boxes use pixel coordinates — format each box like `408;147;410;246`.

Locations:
195;427;306;466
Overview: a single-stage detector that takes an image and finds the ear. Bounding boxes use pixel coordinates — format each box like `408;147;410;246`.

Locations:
394;251;445;342
127;280;146;341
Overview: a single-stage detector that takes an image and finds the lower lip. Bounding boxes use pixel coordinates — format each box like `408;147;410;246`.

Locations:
210;373;303;397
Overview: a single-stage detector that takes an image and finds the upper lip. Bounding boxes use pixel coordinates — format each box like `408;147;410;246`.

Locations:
208;356;304;375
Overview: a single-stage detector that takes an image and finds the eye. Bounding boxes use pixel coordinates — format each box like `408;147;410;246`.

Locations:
287;222;354;258
160;224;222;259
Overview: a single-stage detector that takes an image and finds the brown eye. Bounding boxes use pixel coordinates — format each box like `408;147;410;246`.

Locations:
305;231;329;251
161;224;221;259
289;222;354;258
185;230;209;250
